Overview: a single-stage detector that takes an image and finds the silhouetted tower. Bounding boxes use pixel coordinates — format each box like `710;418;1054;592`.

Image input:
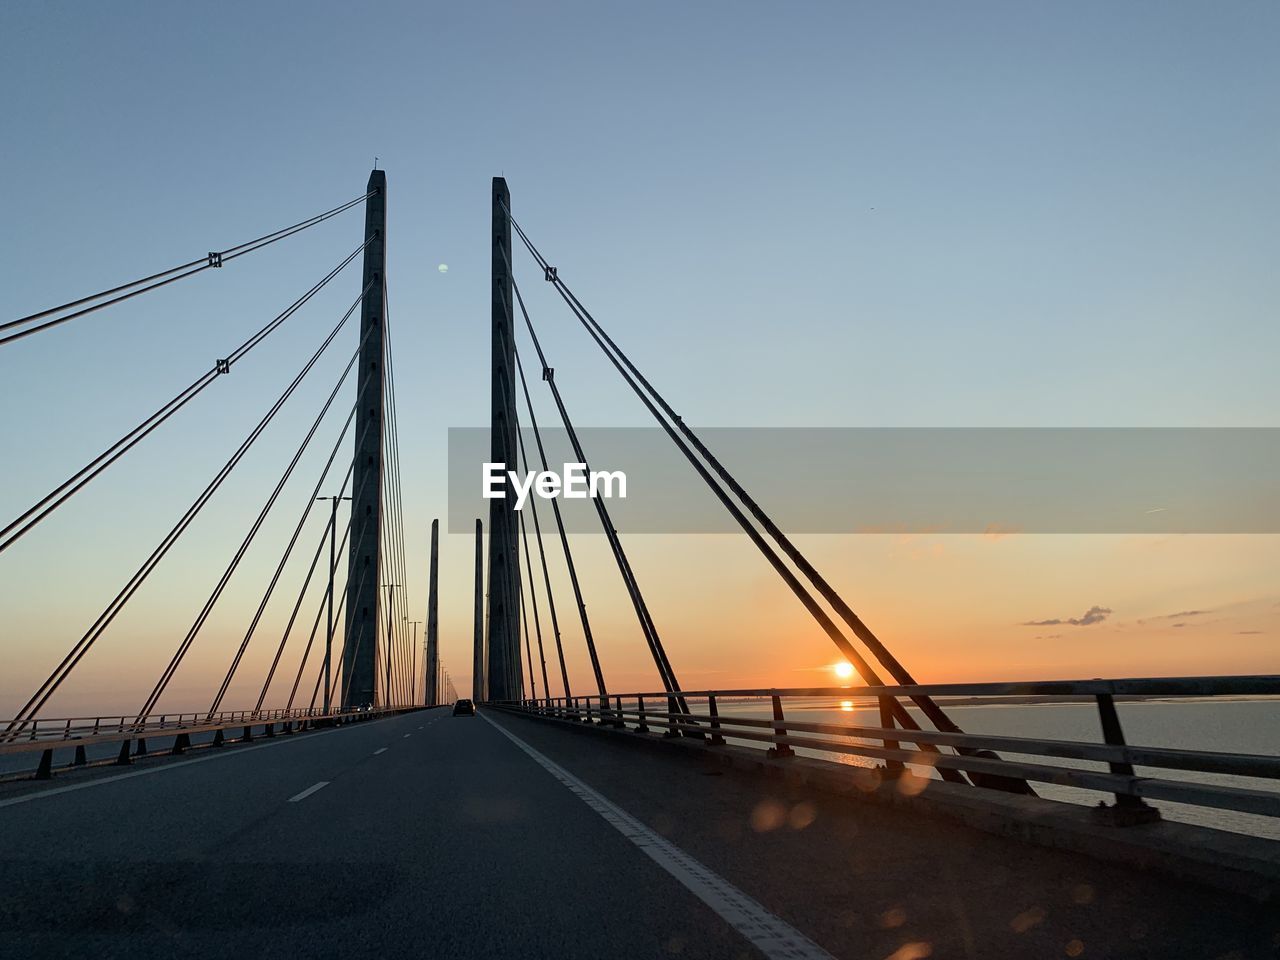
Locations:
425;519;439;705
472;517;486;701
343;169;386;707
486;177;521;701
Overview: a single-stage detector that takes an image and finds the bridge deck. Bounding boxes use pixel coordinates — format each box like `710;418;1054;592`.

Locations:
0;709;1274;959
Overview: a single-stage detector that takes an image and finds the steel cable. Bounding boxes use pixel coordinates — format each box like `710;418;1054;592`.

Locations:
0;243;375;555
1;190;375;346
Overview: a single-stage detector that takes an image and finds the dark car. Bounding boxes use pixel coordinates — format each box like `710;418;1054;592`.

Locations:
452;698;476;716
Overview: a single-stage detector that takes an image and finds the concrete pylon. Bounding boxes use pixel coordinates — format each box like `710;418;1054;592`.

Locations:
342;169;386;708
486;177;522;702
425;519;439;706
472;518;486;701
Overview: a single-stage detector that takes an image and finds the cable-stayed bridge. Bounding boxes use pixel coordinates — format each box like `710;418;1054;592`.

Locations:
0;171;1277;959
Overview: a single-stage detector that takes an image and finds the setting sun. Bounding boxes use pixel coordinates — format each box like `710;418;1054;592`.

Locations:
833;661;854;680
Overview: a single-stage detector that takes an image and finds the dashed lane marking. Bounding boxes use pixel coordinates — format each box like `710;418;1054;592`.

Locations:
288;781;329;802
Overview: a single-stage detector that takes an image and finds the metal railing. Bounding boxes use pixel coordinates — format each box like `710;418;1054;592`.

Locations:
495;675;1280;825
0;704;424;779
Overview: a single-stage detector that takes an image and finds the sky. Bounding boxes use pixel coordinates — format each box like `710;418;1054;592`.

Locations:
0;2;1277;717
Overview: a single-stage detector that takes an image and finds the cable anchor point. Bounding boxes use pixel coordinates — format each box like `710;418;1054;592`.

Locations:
544;266;557;282
215;359;230;375
208;251;223;268
542;367;554;382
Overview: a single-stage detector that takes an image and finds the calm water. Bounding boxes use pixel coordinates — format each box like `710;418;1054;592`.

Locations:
718;698;1280;840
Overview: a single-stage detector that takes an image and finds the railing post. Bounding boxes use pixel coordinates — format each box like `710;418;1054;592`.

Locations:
707;695;726;746
614;695;624;729
1094;692;1160;824
767;694;793;759
879;695;903;776
662;695;681;738
636;696;649;733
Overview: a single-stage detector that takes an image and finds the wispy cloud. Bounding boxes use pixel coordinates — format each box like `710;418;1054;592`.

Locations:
1023;605;1112;627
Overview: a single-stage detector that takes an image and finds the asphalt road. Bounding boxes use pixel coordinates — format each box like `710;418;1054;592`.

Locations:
0;709;1276;959
0;708;776;959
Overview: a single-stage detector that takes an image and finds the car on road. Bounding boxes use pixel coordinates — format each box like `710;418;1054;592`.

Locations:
452;698;476;716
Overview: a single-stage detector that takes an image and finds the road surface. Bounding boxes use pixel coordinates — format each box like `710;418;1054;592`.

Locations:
0;708;1275;958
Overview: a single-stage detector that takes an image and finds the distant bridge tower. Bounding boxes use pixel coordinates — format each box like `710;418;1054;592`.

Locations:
424;519;440;705
343;168;386;707
486;177;521;701
472;517;486;701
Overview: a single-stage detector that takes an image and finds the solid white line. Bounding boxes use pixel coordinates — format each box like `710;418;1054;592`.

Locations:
373;747;388;755
403;733;411;738
287;781;329;802
482;715;835;960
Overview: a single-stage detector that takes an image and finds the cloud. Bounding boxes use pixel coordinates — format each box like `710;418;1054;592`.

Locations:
1023;605;1112;627
1161;610;1210;619
1237;630;1264;635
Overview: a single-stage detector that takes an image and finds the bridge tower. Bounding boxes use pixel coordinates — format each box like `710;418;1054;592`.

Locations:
486;177;522;701
342;168;386;707
472;518;486;701
425;519;439;705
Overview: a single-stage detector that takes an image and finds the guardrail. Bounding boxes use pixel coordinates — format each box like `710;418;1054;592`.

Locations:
0;704;425;780
495;675;1280;827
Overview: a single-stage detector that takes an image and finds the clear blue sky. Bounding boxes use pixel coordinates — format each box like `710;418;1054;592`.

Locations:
1;2;1277;713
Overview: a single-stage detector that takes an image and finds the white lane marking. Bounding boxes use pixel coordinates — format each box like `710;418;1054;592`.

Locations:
403;734;411;738
288;781;329;803
482;715;835;960
373;747;388;755
0;722;365;810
